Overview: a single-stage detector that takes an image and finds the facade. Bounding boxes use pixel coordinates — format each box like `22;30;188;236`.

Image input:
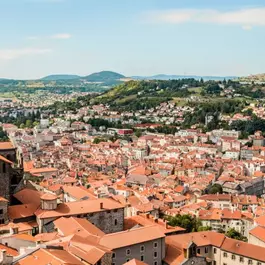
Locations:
0;142;23;201
166;232;265;265
99;226;166;265
36;198;125;234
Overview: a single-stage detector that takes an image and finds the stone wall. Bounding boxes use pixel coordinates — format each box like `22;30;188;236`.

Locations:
0;201;8;224
87;208;124;234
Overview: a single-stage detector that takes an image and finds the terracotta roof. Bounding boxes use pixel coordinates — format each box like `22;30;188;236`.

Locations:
62;186;96;200
30;167;58;174
13;188;43;206
8;204;38;220
40;193;57;201
12;233;37;242
34;232;60;243
0;142;14;150
54;217;105;237
124;214;185;235
0;155;13;164
166;231;225;249
0;244;18;257
249;226;265;243
35;198;124;219
15;248;84;265
221;237;265;262
99;225;165;249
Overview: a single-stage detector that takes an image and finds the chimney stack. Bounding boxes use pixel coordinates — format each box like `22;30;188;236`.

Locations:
100;202;103;209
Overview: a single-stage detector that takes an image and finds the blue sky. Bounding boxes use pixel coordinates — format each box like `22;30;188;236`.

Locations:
1;0;265;79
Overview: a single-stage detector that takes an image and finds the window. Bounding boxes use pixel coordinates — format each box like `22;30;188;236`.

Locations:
240;257;244;263
126;249;131;256
214;248;217;254
111;263;115;265
140;245;145;252
197;248;201;254
249;260;253;265
223;252;227;258
205;247;208;253
114;219;118;226
141;255;144;261
0;219;4;225
126;259;130;262
153;242;158;248
154;252;157;258
154;262;157;265
112;253;116;259
114;209;118;212
232;255;236;260
0;209;3;215
107;210;111;214
2;163;6;174
257;262;262;265
223;263;227;265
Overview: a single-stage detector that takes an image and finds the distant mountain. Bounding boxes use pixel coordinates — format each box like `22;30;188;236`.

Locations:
131;74;237;81
40;75;81;81
83;71;125;82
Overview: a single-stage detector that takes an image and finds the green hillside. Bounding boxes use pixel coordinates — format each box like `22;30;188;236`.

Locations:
93;79;199;110
84;71;125;82
40;75;81;81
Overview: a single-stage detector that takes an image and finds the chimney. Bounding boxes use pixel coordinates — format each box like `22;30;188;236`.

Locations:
12;227;19;234
146;214;150;219
100;202;103;209
155;218;158;223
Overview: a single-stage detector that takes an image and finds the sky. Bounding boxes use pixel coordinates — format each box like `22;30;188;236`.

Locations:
1;0;265;79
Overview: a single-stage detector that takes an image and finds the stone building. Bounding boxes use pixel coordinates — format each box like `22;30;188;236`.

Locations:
0;142;23;202
99;225;166;265
35;197;124;234
0;197;8;224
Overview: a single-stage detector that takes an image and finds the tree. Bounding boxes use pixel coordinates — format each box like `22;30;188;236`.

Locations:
135;130;142;138
205;184;223;194
225;228;247;242
25;120;33;128
93;137;106;144
167;214;202;232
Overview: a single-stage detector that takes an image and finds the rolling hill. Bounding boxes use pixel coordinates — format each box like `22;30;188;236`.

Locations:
83;71;125;82
40;74;81;81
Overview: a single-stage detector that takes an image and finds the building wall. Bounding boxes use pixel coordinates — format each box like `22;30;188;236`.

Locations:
182;257;208;265
0;201;8;224
0;237;36;251
87;208;124;234
195;244;265;265
249;234;265;248
0;161;12;201
112;237;165;265
220;250;264;265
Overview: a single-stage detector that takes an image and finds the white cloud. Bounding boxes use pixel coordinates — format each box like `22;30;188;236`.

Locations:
146;8;265;28
50;33;72;39
0;48;52;60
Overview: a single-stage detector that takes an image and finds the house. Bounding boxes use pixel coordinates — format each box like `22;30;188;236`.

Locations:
35;197;125;234
165;231;265;265
99;225;166;265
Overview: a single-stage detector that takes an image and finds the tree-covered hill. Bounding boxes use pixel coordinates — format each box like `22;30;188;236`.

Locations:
83;71;125;82
92;79;201;110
